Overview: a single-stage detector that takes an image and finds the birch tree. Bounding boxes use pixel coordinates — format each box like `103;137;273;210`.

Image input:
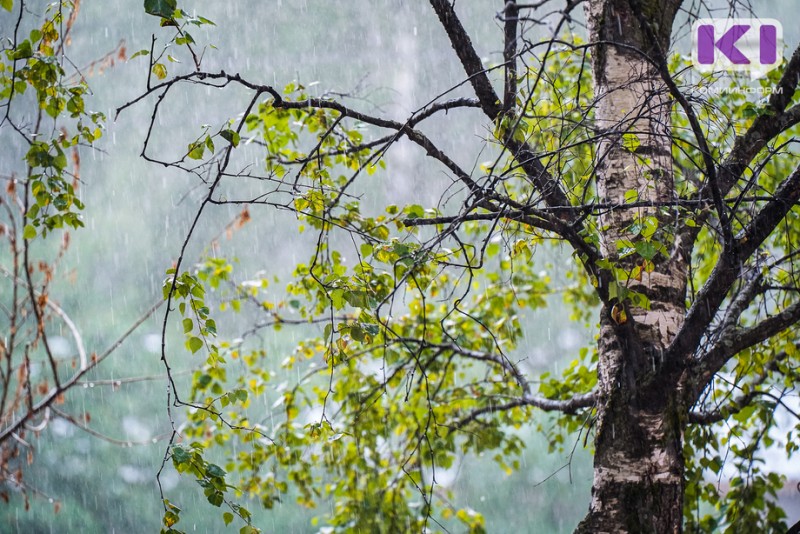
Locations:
125;1;800;532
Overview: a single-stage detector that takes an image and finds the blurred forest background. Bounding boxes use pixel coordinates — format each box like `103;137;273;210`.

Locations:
1;0;798;532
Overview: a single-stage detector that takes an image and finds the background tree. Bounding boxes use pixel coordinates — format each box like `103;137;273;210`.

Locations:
0;0;164;515
1;0;103;494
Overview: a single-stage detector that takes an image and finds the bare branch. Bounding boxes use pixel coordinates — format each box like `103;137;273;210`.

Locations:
502;1;520;114
50;406;170;447
403;207;564;234
0;298;163;444
451;391;596;431
428;0;504;119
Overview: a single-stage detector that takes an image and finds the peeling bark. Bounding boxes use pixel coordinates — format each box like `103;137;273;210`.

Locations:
579;0;688;532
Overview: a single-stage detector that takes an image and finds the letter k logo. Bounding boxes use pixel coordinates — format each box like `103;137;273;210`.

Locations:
697;24;750;64
692;18;783;79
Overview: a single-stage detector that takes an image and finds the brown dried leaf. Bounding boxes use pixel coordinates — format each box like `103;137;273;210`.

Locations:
611;303;628;325
235;207;251;229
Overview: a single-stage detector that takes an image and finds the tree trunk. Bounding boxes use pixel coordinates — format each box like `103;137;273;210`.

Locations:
579;0;688;532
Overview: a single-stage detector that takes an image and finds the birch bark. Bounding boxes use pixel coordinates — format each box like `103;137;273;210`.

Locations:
578;1;688;531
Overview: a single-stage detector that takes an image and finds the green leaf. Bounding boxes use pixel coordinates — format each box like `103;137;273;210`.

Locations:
641;216;658;239
129;49;150;60
23;224;37;240
1;0;12;12
11;40;33;60
182;318;193;333
622;133;640;152
187;142;204;160
343;291;370;309
207;491;224;507
163;510;180;527
187;336;203;353
204;318;216;335
635;240;657;260
171;445;190;465
512;120;529;143
223;512;234;526
175;32;195;45
405;204;425;218
220;129;240;147
143;0;177;19
206;463;226;478
196;373;212;388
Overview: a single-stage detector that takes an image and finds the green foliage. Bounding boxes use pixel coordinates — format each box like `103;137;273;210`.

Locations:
144;34;601;533
160;443;259;534
5;1;797;531
139;26;800;532
1;4;104;239
136;10;800;534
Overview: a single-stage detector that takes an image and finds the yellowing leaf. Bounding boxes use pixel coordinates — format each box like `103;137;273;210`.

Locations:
151;63;167;80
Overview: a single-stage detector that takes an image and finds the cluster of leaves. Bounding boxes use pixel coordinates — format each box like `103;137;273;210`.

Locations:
161;442;258;534
683;333;800;531
137;0;215;81
172;254;549;531
160;263;261;533
1;0;103;238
